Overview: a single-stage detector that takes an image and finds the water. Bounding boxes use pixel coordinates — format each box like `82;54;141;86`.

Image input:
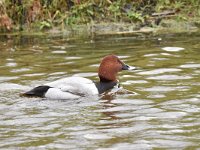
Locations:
0;33;200;149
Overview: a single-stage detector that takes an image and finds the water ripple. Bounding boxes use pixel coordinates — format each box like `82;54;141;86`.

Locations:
162;47;185;52
138;68;181;75
180;63;200;68
147;75;192;80
0;34;200;149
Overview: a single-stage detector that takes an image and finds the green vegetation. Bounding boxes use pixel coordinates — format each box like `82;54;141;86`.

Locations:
0;0;200;32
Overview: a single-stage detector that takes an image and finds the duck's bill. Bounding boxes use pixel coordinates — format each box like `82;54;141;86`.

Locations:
122;64;136;70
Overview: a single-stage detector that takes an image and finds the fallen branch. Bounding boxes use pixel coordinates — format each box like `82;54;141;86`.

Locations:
152;10;176;17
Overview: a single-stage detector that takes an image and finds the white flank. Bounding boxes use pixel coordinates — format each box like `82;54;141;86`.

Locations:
44;77;98;99
45;88;80;100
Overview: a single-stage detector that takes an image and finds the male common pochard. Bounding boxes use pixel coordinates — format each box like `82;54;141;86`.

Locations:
22;55;135;99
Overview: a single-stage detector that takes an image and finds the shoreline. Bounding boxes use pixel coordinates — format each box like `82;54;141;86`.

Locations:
32;19;200;37
0;19;199;38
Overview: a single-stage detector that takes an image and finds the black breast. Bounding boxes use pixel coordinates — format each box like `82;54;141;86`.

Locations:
95;81;117;94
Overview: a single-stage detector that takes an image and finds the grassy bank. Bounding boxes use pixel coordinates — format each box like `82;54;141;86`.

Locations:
0;0;200;34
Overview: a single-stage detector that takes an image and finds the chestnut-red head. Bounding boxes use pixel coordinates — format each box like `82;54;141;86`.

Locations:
98;55;134;82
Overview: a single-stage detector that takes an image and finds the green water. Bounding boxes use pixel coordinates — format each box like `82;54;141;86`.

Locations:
0;33;200;149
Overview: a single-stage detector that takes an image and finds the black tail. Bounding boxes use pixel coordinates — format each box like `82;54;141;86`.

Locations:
21;86;52;98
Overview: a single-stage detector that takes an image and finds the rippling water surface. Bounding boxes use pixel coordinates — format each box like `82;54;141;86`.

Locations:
0;33;200;149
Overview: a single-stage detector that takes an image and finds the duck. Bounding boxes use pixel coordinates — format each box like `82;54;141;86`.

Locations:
22;55;135;99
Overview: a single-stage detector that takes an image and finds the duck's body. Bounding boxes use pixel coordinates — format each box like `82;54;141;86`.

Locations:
24;77;118;99
46;77;99;96
22;55;135;99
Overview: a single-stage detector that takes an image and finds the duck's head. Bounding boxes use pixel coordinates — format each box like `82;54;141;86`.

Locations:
98;55;135;82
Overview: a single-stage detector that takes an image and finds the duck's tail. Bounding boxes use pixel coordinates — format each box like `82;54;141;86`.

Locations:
21;86;52;97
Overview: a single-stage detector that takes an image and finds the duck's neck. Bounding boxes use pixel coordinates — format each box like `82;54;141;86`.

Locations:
99;75;117;83
95;80;118;94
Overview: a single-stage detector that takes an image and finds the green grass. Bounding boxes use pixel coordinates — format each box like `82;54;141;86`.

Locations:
0;0;200;31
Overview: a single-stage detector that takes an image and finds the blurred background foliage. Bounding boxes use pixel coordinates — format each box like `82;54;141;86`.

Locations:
0;0;200;31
